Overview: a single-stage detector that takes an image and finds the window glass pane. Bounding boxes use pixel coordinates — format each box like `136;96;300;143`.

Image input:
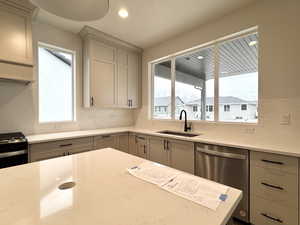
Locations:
175;46;214;120
153;60;172;119
218;33;258;123
38;45;74;123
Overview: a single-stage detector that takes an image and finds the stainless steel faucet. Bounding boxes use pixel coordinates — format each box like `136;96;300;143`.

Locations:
179;110;192;132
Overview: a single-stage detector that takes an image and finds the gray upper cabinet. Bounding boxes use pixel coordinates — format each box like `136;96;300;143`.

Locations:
80;26;142;109
0;0;35;83
127;52;139;108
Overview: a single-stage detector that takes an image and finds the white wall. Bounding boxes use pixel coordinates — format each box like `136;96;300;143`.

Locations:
134;0;300;147
0;22;134;135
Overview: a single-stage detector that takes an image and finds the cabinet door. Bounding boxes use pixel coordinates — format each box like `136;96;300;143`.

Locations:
127;52;139;108
169;140;194;174
149;136;169;166
136;136;148;159
0;5;33;65
94;135;117;149
91;60;115;107
117;64;128;107
116;133;129;153
128;134;138;156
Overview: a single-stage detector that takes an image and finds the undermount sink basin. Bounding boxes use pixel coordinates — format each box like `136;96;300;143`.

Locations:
157;130;200;137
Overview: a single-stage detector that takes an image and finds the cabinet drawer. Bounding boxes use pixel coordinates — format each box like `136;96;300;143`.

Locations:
250;151;298;174
251;166;298;208
250;196;298;225
30;137;93;153
94;135;118;149
30;149;66;162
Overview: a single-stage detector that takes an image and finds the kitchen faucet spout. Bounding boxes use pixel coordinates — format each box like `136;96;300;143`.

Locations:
179;110;192;132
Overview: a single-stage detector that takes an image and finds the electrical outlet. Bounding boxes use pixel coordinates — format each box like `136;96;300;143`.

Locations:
280;113;291;125
245;127;255;134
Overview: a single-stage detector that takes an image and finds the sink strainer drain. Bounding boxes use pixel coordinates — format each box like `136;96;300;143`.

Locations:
58;181;76;190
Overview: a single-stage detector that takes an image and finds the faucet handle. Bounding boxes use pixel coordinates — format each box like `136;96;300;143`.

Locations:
187;122;192;132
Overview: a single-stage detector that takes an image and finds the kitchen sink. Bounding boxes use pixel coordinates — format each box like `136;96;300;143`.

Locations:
157;130;200;137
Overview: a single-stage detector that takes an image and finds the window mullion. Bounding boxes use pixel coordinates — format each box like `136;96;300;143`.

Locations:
171;57;176;120
214;44;219;122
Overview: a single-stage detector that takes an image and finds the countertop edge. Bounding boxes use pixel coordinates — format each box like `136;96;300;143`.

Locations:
26;128;300;158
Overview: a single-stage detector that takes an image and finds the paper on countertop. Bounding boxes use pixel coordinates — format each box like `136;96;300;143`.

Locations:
128;162;229;211
127;162;181;186
161;173;229;210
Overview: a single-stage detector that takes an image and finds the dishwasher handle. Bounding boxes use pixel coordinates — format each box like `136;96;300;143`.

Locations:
196;147;247;160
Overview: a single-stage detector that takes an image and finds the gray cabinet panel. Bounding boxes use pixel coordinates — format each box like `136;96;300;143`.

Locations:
169;139;194;174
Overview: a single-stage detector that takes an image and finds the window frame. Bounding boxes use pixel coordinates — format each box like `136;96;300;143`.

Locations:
37;42;76;124
149;27;259;124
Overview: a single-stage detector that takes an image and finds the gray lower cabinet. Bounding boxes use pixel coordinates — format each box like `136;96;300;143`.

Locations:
250;151;299;225
29;137;94;162
136;135;148;159
148;136;194;174
115;133;129;153
128;133;138;156
94;134;118;149
149;136;169;165
169;139;194;174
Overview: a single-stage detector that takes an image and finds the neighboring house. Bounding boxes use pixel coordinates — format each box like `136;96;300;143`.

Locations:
153;96;184;118
185;96;257;122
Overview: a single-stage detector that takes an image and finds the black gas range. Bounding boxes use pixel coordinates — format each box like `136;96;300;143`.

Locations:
0;132;28;169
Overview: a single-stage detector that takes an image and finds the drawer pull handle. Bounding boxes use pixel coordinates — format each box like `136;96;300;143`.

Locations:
102;135;111;138
261;159;284;165
60;144;73;147
261;182;284;190
143;145;147;154
261;213;283;223
137;137;145;140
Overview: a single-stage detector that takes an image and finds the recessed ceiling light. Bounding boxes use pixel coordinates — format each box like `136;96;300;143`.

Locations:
197;56;204;60
249;41;257;46
118;8;128;18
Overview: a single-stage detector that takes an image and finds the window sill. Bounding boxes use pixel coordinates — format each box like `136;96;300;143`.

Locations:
150;118;258;125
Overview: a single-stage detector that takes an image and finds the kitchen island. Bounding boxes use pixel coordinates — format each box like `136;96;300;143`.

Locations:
0;148;242;225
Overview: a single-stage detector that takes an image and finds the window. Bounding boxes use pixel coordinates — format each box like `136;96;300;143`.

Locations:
38;44;75;123
241;104;247;111
152;60;171;119
175;46;214;121
224;105;230;112
218;33;258;123
151;29;258;123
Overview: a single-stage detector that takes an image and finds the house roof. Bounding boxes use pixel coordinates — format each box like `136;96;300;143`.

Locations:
46;49;71;66
154;96;184;106
186;96;255;105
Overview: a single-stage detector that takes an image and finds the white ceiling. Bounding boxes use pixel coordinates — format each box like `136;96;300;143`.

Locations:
34;0;258;48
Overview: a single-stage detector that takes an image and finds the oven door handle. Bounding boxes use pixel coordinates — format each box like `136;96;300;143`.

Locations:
196;148;247;160
0;150;27;159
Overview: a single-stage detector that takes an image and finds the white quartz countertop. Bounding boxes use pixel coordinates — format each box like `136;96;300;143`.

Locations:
0;149;241;225
26;127;300;157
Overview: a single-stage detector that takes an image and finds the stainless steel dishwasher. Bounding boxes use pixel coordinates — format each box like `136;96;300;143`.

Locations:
195;143;249;223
